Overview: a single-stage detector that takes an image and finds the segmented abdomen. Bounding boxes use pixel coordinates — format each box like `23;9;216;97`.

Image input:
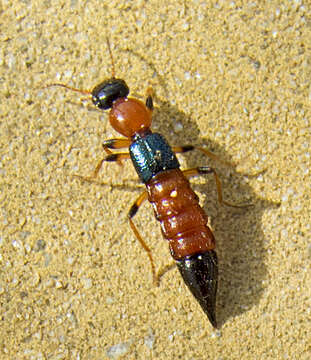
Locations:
146;168;215;260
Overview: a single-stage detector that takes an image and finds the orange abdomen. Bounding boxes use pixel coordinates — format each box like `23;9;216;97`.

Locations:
146;169;215;260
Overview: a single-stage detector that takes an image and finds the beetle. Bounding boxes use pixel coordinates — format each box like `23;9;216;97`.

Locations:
45;39;248;328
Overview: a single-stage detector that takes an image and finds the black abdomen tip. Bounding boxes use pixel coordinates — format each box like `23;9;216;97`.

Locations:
176;250;218;328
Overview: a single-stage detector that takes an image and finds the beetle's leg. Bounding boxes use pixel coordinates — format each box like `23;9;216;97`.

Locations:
74;138;131;182
128;191;159;286
103;138;132;152
173;146;232;167
74;152;131;183
85;138;131;180
183;167;251;208
90;152;131;178
145;86;154;111
102;138;132;167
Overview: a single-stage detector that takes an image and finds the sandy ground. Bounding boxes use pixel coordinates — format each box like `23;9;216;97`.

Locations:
1;1;310;359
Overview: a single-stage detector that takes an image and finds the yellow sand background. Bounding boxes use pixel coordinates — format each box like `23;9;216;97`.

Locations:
1;1;310;359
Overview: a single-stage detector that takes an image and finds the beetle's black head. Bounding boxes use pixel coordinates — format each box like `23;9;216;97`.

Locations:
91;78;129;110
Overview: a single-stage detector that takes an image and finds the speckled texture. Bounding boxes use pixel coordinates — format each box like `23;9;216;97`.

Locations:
1;1;310;359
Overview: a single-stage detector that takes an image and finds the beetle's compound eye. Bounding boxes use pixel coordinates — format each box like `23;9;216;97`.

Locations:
91;78;129;110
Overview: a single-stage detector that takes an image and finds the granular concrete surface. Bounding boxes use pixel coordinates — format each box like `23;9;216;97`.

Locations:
0;1;310;359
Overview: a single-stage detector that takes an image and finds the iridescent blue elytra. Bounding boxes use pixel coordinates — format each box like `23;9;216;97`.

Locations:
129;132;180;183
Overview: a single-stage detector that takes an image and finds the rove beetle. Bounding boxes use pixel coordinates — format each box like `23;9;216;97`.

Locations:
45;39;249;328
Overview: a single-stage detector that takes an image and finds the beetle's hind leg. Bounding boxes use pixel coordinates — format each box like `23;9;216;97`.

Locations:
128;191;159;286
183;167;252;208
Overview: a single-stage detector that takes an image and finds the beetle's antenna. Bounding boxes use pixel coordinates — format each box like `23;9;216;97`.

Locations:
42;83;92;96
106;37;116;78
